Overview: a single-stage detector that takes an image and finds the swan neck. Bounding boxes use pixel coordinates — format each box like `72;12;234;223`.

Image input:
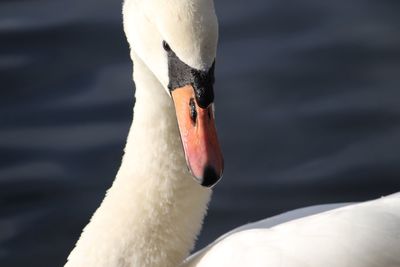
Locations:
65;54;211;267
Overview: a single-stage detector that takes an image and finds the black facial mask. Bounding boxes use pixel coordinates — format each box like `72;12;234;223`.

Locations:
165;42;215;109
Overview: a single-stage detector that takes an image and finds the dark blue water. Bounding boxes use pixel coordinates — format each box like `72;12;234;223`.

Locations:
1;0;400;266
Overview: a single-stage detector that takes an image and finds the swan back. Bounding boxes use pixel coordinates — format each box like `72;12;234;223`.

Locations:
184;193;400;267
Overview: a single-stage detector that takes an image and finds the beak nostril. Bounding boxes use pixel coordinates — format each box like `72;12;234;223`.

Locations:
189;98;197;125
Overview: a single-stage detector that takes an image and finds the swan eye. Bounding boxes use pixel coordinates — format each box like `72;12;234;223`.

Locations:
189;98;197;124
162;41;171;52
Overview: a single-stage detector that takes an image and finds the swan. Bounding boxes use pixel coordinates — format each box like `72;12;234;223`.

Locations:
65;0;400;266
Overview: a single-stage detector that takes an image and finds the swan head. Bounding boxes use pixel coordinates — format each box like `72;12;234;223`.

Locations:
123;0;223;187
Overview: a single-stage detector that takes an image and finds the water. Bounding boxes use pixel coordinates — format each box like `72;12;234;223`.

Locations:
1;0;400;266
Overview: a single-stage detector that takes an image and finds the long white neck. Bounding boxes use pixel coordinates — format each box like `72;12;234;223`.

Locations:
65;53;211;267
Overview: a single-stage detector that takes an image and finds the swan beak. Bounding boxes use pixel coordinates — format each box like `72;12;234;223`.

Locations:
172;85;224;187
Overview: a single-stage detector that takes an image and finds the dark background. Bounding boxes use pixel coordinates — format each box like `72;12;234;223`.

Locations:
1;0;400;266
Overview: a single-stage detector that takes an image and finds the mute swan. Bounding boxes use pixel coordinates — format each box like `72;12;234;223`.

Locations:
65;0;400;266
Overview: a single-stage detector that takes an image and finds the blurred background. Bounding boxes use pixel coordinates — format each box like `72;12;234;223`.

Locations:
1;0;400;266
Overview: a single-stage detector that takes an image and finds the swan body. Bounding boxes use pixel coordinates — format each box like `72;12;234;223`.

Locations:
183;193;400;267
65;0;400;266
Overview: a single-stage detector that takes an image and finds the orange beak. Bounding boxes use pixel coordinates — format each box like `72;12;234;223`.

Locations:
172;85;224;187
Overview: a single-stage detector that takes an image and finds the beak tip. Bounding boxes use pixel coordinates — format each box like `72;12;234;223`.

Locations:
200;165;222;188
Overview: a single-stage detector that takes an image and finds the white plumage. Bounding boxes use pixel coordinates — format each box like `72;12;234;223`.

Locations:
64;0;400;266
183;193;400;266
